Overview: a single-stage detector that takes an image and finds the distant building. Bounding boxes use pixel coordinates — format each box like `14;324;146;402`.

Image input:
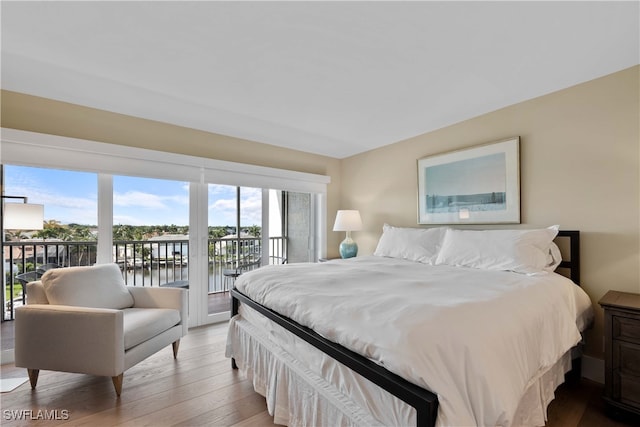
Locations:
148;234;189;259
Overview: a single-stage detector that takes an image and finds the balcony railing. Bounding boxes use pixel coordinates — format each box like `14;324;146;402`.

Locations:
3;236;287;320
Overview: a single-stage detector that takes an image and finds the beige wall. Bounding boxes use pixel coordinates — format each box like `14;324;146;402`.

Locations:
0;89;343;256
340;65;640;358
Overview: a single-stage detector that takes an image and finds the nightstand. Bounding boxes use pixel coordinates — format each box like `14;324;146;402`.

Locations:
599;290;640;418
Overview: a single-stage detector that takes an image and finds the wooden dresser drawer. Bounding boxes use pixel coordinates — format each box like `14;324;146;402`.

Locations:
614;341;640;377
614;371;640;409
599;290;640;417
613;315;640;343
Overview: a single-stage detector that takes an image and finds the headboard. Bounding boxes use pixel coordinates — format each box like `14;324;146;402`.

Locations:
555;230;580;285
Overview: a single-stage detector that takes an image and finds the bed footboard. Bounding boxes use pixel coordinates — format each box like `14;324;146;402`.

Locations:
230;288;438;427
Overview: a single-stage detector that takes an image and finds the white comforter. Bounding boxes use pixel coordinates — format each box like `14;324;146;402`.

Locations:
234;256;592;426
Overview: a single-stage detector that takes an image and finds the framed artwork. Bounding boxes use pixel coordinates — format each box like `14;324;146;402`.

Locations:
417;137;520;225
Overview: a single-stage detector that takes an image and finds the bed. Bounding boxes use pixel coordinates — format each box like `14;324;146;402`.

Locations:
226;226;593;427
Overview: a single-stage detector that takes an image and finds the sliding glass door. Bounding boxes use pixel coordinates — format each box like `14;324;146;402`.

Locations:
2;165;98;322
3;128;330;330
112;175;189;288
206;185;263;316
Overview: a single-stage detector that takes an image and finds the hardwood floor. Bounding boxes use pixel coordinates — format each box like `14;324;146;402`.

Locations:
1;321;638;427
1;322;277;427
1;320;15;351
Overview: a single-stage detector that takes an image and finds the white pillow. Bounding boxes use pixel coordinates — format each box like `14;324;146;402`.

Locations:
544;242;563;272
41;263;134;309
434;226;560;274
373;224;447;264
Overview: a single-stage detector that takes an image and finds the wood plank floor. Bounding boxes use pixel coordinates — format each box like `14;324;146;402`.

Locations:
1;322;638;427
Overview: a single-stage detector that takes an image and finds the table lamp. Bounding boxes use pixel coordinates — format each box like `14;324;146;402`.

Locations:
333;210;362;259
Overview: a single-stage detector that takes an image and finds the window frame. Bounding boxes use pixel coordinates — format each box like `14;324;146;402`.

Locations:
2;128;329;325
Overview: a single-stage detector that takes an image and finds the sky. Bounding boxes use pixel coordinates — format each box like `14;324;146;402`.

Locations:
424;152;506;196
4;165;263;227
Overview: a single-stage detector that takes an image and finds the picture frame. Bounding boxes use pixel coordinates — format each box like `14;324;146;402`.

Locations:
417;137;520;225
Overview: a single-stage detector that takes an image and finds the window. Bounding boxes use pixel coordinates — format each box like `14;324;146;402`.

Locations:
113;175;189;287
2;128;329;327
3;165;97;320
207;185;264;314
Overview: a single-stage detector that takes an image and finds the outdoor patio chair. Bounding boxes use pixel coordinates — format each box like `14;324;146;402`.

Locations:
222;256;264;290
35;263;61;275
14;263;188;396
222;267;242;291
14;271;41;286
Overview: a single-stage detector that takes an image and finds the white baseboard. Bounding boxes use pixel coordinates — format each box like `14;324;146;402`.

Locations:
1;349;15;365
581;355;604;384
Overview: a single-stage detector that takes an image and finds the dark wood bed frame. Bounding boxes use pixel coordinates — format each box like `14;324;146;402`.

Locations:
230;230;581;427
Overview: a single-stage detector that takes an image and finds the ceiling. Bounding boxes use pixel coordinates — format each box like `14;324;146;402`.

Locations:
1;2;638;159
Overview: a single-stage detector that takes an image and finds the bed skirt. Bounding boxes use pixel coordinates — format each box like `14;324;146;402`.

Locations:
226;307;573;427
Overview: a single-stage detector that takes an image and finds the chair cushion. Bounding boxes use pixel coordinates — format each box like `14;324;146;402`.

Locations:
41;263;134;309
122;308;181;350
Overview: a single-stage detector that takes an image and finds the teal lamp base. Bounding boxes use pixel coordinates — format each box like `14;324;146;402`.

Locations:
339;237;358;259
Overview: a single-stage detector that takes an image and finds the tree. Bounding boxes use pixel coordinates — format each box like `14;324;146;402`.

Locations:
4;230;28;241
113;224;137;241
209;227;228;239
33;220;68;240
246;225;261;238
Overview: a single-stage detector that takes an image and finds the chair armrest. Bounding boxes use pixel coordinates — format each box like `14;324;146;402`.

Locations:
15;305;124;377
127;287;188;335
26;281;49;304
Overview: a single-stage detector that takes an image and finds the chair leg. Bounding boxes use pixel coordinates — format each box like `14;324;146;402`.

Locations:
27;369;39;389
112;374;123;396
172;339;180;359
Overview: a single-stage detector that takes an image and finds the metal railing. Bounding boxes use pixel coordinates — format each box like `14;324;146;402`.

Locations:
3;236;287;320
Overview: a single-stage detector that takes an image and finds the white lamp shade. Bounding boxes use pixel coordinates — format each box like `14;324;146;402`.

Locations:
333;210;362;231
3;203;44;230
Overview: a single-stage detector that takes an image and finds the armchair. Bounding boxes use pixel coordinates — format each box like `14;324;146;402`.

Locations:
14;263;188;396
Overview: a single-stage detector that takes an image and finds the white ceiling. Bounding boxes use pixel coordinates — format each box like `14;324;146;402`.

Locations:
1;1;638;159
